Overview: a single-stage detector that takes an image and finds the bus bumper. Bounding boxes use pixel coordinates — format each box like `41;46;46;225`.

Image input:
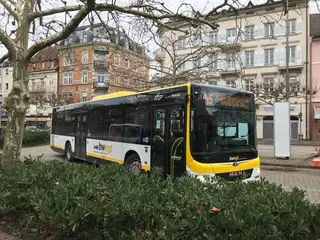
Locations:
190;166;261;183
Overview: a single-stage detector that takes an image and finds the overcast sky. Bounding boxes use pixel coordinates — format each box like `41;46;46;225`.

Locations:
0;0;319;59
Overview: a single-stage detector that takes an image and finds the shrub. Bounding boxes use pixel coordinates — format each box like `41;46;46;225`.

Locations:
0;130;49;149
0;159;319;239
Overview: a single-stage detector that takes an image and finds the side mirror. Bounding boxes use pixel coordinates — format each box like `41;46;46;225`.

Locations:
195;99;206;117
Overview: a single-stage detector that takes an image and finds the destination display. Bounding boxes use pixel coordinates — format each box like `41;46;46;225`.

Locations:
198;86;254;110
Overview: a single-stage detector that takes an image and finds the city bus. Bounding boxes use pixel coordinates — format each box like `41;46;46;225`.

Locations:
50;83;260;182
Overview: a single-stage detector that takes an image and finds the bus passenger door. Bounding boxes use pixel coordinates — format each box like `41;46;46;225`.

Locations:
151;107;168;175
151;105;185;177
75;113;87;160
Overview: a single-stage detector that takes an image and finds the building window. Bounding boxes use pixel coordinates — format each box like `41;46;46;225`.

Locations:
245;51;254;67
63;72;73;85
289;46;296;63
177;36;185;49
64;56;72;66
124;77;129;87
264;78;274;93
245;26;254;40
81;91;87;102
208;32;217;45
40;79;45;89
5;83;8;90
317;120;320;135
227;28;236;38
141;64;145;73
5;69;9;75
133;62;137;71
114;76;119;85
264;23;274;37
41;62;45;69
82;51;88;64
193;58;201;68
97;72;104;82
192;34;201;47
245;79;255;92
83;34;88;43
133;79;138;88
226;80;236;88
82;71;88;83
288;19;296;34
114;54;120;66
124;57;129;68
226;53;235;68
50;61;54;68
208;55;217;69
264;49;274;65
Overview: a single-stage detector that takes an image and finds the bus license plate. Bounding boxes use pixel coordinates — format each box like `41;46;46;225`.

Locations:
229;171;243;177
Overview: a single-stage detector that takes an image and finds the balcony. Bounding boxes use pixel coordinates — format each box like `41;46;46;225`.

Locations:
30;87;46;93
93;81;109;90
93;60;108;69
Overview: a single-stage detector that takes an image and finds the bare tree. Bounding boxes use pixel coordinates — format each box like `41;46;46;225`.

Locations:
248;76;318;106
30;94;75;109
0;0;230;165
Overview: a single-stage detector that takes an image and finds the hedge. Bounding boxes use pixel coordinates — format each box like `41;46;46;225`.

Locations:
0;159;319;239
0;130;49;149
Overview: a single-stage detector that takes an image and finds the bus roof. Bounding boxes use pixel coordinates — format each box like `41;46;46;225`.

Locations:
54;83;253;109
53;83;190;109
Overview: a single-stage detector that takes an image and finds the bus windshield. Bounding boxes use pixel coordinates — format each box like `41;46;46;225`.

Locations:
190;86;257;163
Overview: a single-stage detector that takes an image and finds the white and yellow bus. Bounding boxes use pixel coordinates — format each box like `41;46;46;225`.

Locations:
50;83;260;182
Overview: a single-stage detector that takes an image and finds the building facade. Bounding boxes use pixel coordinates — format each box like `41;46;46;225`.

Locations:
156;0;308;140
28;46;59;116
309;13;320;140
58;23;150;102
0;61;13;103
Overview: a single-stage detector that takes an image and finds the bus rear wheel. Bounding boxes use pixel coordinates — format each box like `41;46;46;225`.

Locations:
65;142;73;162
125;153;141;174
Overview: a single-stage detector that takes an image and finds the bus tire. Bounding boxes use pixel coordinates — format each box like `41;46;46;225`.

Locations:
125;153;141;174
65;142;73;162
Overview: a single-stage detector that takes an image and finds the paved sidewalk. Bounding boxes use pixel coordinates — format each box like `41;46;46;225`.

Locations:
262;167;320;204
258;144;318;168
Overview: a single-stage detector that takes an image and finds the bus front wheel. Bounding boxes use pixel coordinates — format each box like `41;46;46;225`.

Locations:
125;153;141;174
65;142;73;162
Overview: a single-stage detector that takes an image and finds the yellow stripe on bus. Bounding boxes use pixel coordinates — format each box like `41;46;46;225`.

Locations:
86;152;151;171
187;157;260;174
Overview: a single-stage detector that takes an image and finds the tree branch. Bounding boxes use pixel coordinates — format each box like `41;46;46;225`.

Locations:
0;0;18;20
28;4;83;21
29;2;217;30
25;0;95;61
0;28;15;56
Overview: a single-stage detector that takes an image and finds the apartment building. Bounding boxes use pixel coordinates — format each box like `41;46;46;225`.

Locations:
156;0;308;140
0;61;13;103
28;46;59;116
58;23;150;102
309;13;320;140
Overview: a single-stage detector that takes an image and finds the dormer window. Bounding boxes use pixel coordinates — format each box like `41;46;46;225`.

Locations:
83;34;88;43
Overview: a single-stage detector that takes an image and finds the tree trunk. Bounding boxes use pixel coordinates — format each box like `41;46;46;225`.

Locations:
1;58;30;167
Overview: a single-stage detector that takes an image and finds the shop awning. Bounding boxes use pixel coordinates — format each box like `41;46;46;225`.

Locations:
314;106;320;119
